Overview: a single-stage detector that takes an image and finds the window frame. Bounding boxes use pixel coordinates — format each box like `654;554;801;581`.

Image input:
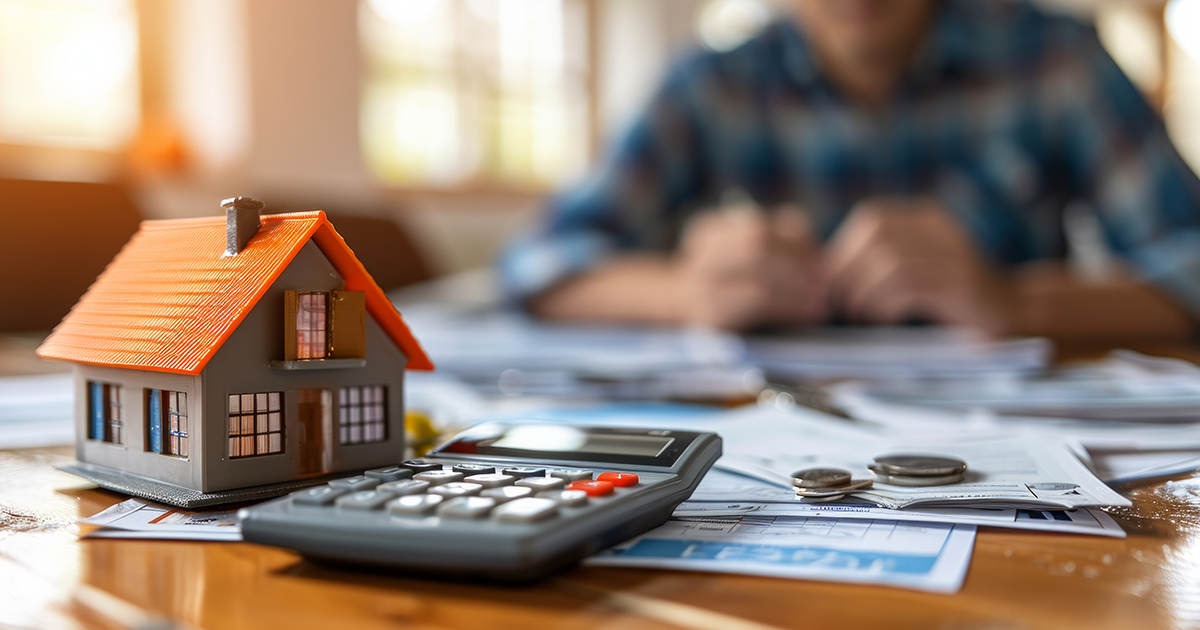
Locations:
88;381;123;444
338;385;387;445
228;392;285;458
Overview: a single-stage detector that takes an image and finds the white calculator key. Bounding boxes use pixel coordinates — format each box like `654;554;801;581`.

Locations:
377;479;430;496
291;485;349;506
336;490;393;510
438;496;497;519
492;497;559;523
515;477;566;492
365;466;413;482
549;469;593;482
387;494;443;516
464;473;516;488
538;489;589;508
428;482;483;497
481;486;533;504
328;476;380;491
414;470;465;486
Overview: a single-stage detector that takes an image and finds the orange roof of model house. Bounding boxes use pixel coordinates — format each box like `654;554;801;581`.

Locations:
37;211;433;375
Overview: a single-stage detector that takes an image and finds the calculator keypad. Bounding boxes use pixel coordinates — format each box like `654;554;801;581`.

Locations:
291;464;653;527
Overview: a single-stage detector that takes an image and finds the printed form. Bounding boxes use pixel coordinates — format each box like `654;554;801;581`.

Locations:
587;515;975;594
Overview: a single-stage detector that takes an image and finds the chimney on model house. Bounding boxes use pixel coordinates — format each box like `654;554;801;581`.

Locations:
222;196;264;256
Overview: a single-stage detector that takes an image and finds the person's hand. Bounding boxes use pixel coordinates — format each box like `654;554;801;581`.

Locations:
674;203;830;330
826;198;1017;333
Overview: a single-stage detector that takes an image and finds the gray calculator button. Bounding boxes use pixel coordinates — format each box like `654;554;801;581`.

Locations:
549;469;593;482
400;460;444;473
515;477;566;491
452;463;496;475
481;486;533;503
493;497;559;523
377;479;430;496
538;489;588;508
335;490;393;510
428;482;483;497
328;476;380;491
291;485;349;506
437;496;497;519
365;466;413;482
464;473;516;488
414;470;464;486
387;494;443;516
502;467;546;479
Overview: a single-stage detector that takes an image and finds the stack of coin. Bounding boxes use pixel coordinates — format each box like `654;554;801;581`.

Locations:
791;467;873;501
868;455;967;487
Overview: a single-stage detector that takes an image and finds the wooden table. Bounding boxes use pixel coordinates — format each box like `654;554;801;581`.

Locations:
3;343;1200;630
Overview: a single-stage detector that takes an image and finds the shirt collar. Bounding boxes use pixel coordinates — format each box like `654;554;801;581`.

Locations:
777;0;978;93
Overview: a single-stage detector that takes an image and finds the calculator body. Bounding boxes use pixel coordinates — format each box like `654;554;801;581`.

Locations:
239;422;722;582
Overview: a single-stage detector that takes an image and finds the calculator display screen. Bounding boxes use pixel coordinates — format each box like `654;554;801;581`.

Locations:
434;422;700;467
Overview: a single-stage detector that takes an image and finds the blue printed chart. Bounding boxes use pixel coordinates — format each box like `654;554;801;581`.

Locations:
587;516;976;593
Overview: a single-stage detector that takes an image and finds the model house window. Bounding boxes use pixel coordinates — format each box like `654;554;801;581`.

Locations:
87;381;123;444
296;292;328;359
147;389;188;457
284;290;366;361
228;392;283;458
339;385;387;445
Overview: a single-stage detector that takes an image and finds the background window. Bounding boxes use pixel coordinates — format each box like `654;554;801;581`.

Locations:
296;292;328;359
0;0;139;150
339;385;387;445
149;389;189;458
228;392;283;458
88;381;122;444
360;0;591;188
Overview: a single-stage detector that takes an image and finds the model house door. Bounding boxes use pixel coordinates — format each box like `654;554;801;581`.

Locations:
297;389;333;477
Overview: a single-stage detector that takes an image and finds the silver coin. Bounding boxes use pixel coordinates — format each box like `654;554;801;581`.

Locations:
791;468;852;489
872;470;965;487
872;454;967;477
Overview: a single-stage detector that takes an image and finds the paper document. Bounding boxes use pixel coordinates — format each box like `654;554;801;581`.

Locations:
840;351;1200;422
719;438;1130;510
81;499;242;541
587;516;976;594
744;327;1050;380
0;373;73;448
687;469;1126;537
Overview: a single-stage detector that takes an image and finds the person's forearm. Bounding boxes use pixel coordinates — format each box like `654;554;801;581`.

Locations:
1007;264;1196;340
528;256;685;325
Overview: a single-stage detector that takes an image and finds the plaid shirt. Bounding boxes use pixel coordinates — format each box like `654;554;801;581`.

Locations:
498;0;1200;318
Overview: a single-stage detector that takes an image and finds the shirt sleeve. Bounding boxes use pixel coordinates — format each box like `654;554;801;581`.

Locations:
1063;28;1200;319
497;58;711;304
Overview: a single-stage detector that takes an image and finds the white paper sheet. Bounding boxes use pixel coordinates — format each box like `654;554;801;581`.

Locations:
587;516;976;594
685;469;1126;537
81;499;242;541
0;373;73;448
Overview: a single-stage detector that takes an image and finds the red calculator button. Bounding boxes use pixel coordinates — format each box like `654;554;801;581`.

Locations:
597;472;639;487
567;480;614;497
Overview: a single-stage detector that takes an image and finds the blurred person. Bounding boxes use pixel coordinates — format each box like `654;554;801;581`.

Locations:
498;0;1200;339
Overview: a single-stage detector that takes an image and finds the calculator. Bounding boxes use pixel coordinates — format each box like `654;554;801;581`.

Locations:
238;421;722;582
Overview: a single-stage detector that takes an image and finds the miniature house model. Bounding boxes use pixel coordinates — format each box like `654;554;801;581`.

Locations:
37;198;433;507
